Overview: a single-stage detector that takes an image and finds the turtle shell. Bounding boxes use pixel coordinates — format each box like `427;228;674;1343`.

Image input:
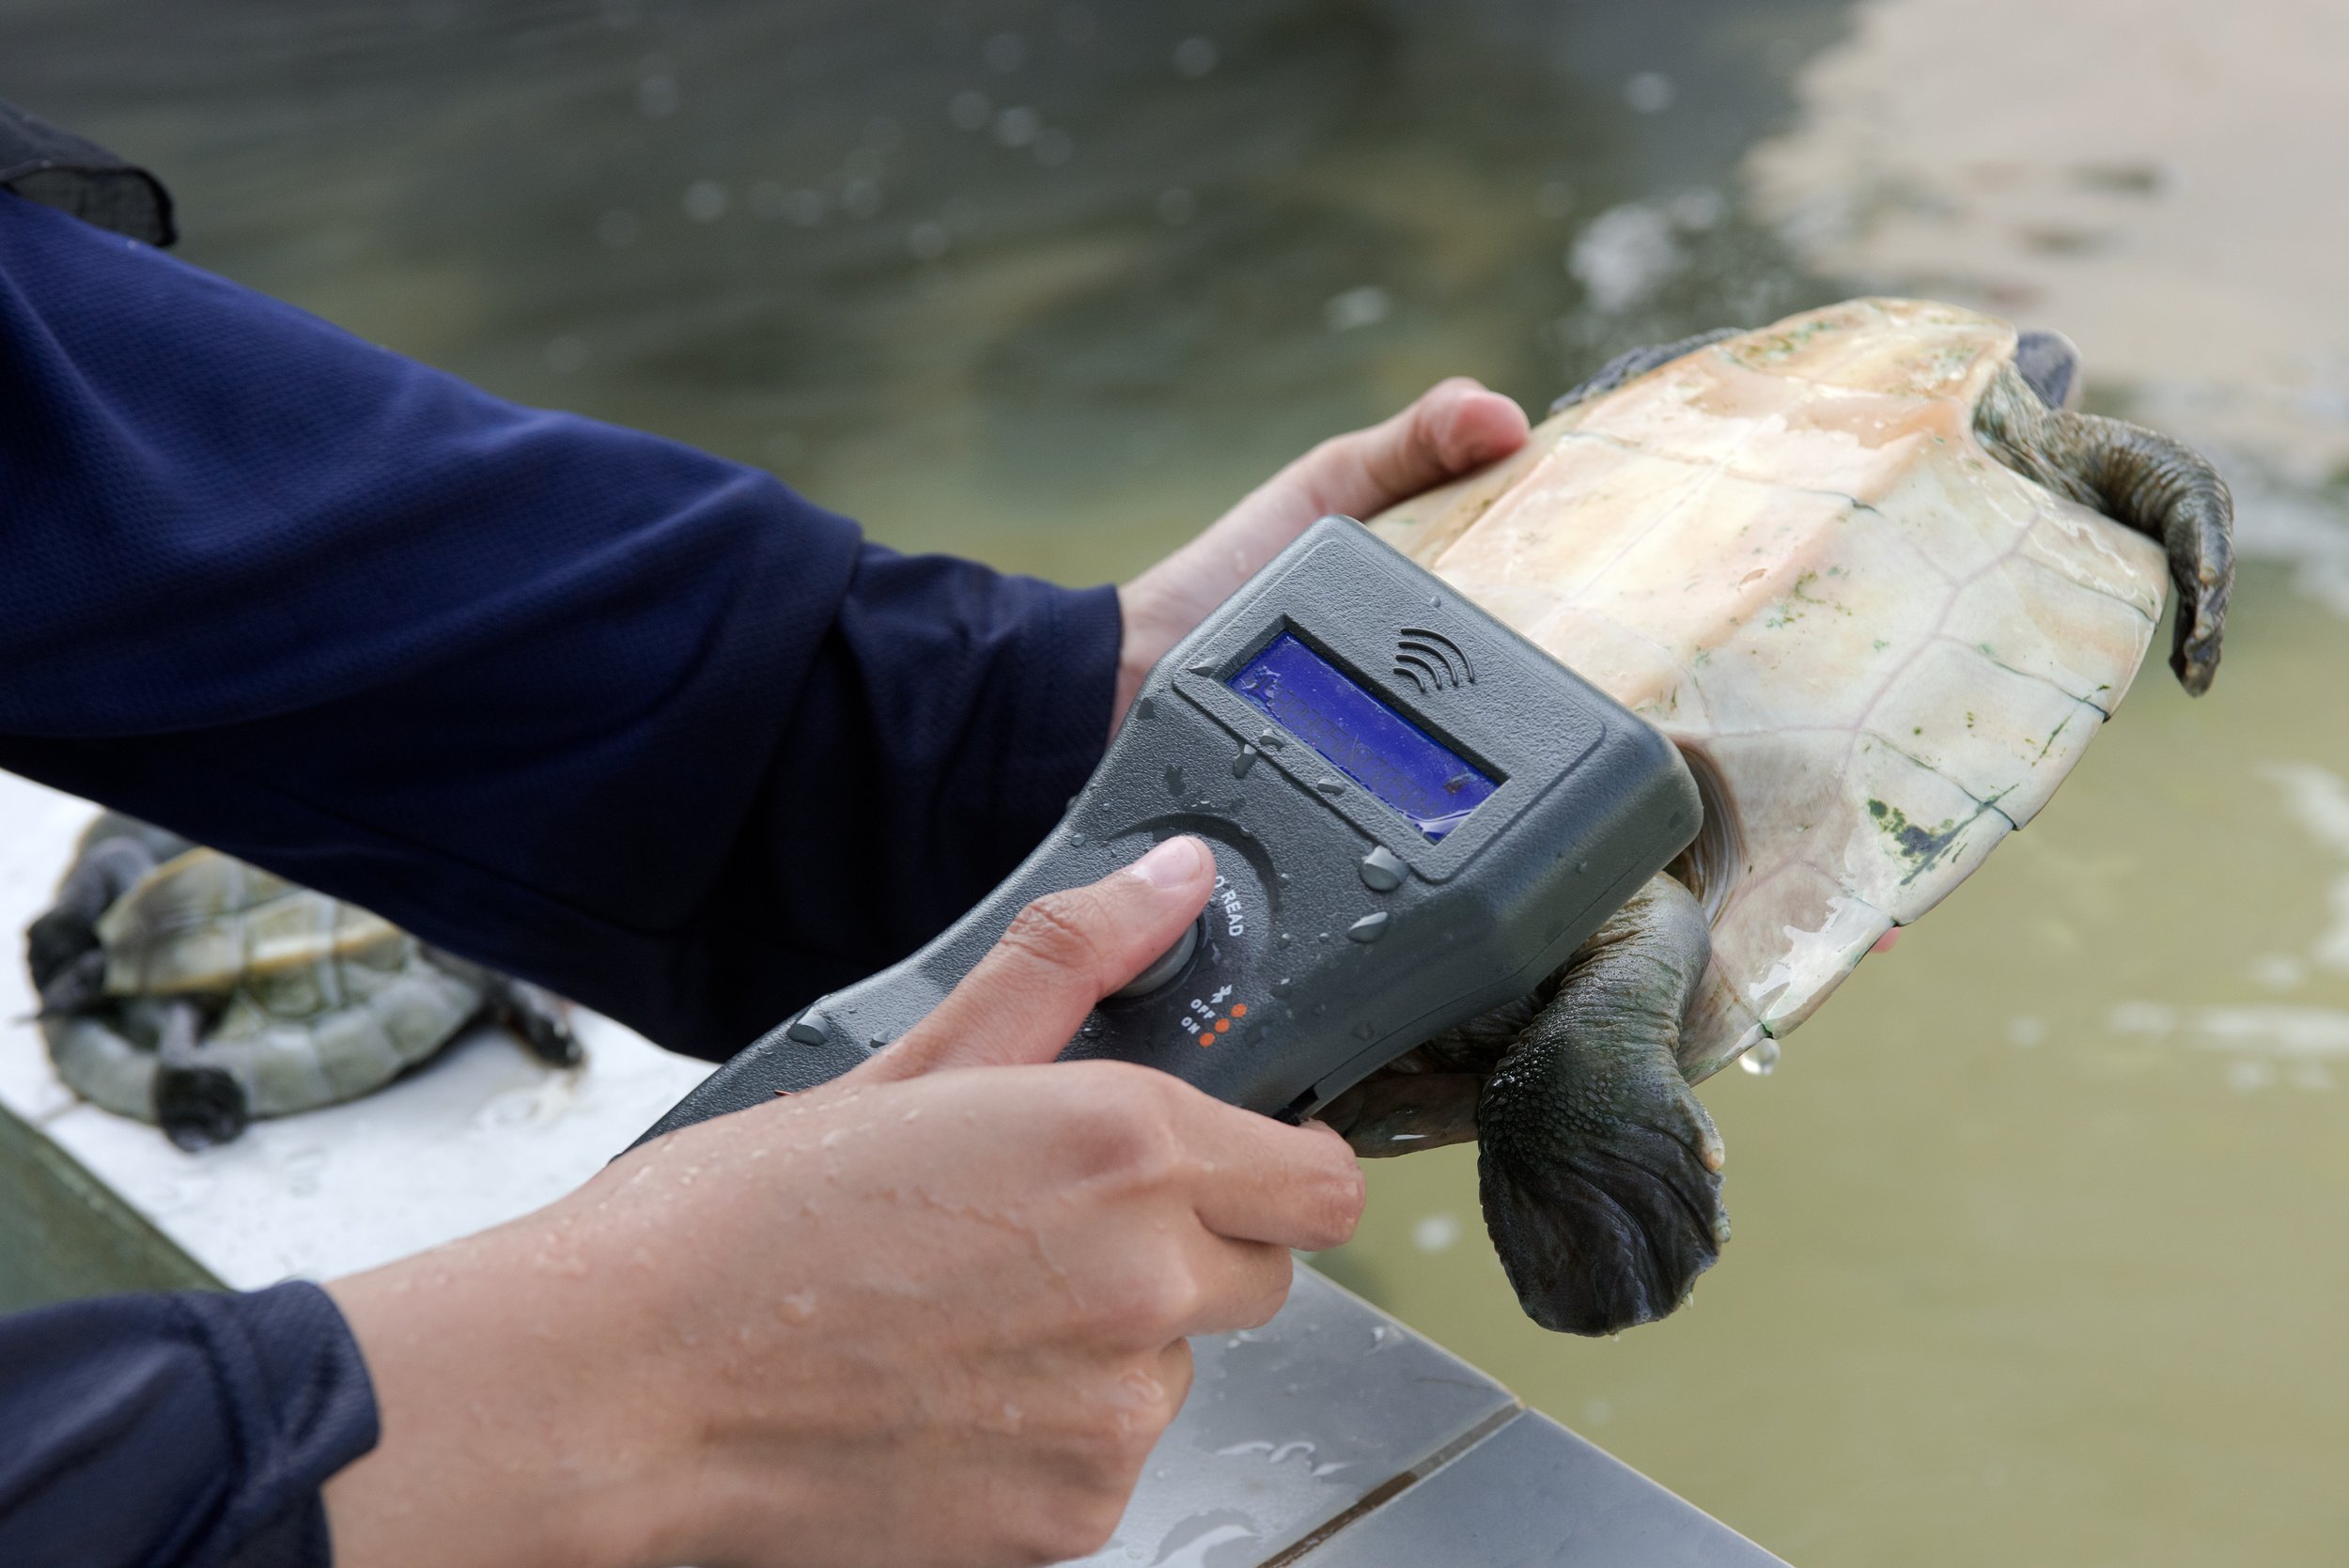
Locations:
96;848;408;1002
1372;298;2168;1077
84;846;486;1114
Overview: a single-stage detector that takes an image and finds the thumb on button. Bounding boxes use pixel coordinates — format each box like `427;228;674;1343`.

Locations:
857;837;1217;1081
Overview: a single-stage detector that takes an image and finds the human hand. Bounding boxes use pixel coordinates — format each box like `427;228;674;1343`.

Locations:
1113;379;1529;722
322;836;1364;1568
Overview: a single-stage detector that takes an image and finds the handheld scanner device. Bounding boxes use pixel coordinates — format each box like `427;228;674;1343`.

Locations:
635;517;1699;1144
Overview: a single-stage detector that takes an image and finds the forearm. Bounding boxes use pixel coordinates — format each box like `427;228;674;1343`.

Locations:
321;1231;688;1568
0;188;1121;1061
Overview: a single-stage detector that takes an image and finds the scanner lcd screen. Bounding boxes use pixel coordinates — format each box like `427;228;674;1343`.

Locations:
1228;632;1499;840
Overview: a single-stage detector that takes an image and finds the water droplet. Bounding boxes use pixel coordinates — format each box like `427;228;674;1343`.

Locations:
948;89;991;131
1324;285;1392;333
1411;1212;1461;1253
983;30;1027;72
636;71;679;119
594;209;639;248
906;221;949;260
681;179;729;223
1624;70;1674;113
2249;954;2308;991
994;105;1041;147
1737;1037;1781;1076
1173;36;1219;77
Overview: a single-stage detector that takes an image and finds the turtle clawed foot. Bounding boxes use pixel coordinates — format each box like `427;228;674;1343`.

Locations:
1472;873;1724;1335
498;979;583;1067
156;1065;250;1151
1479;1063;1727;1336
152;1003;249;1150
32;948;109;1016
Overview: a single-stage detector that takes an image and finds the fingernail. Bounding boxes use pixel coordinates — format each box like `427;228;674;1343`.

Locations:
1129;836;1206;889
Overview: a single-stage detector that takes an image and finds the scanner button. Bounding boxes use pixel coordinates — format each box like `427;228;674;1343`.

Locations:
786;1014;828;1046
1358;846;1406;893
1112;918;1201;1000
1346;912;1391;943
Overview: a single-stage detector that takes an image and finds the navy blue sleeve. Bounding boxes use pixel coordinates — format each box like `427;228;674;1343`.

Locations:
0;190;1121;1060
0;1282;378;1567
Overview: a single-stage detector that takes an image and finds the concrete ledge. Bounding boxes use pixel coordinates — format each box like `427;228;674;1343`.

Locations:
0;772;712;1296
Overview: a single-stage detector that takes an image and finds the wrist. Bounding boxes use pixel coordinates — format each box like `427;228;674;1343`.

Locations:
1112;575;1192;729
322;1224;695;1568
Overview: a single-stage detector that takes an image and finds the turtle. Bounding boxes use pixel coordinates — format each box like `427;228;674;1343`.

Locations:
1321;297;2232;1334
24;814;583;1150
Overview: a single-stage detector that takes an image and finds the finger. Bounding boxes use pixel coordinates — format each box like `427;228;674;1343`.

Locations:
1165;1101;1365;1252
866;837;1216;1079
1292;378;1529;520
1168;1234;1296;1339
1150;1339;1196;1414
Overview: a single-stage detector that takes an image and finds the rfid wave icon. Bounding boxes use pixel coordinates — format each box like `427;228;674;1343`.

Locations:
1392;628;1474;694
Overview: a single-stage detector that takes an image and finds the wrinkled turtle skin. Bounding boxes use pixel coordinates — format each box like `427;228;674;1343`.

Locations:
1324;300;2232;1335
26;815;582;1150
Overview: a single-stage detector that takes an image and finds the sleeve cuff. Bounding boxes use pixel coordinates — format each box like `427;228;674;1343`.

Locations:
995;580;1121;852
189;1281;381;1568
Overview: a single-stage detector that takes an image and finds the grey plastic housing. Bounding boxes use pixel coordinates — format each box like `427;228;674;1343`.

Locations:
633;517;1697;1144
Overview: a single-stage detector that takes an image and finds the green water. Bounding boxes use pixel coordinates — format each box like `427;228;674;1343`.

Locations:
9;2;2346;1560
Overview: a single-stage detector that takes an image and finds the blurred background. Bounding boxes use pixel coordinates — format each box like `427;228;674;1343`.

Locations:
6;0;2347;1561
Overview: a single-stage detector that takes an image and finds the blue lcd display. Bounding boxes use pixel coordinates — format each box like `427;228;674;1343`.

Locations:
1228;632;1500;841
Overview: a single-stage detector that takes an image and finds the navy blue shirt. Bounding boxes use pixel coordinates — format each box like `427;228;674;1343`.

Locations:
0;180;1121;1562
0;1283;376;1566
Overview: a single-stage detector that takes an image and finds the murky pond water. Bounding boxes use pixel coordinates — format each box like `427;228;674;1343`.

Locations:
9;0;2347;1560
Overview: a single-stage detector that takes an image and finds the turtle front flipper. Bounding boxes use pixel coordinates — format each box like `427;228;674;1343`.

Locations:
1477;874;1725;1335
26;832;165;1011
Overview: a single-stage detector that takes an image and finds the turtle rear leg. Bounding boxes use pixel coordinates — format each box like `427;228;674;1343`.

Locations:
488;976;583;1066
152;1001;250;1151
1477;875;1726;1335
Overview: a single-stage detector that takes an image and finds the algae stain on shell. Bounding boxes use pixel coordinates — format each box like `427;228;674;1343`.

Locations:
1866;798;1973;883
